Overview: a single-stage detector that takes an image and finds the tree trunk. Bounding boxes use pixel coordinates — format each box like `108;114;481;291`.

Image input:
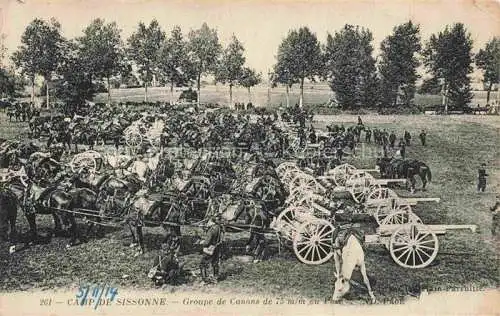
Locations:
107;76;111;103
144;81;148;102
170;81;174;105
299;77;304;108
229;83;233;109
31;78;35;105
285;85;290;107
197;73;201;108
486;81;493;105
247;87;251;105
46;79;49;109
442;82;447;114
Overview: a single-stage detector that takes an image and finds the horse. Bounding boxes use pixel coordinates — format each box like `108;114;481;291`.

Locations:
331;227;376;303
22;180;99;247
125;190;189;255
0;184;19;254
217;193;273;262
375;158;432;193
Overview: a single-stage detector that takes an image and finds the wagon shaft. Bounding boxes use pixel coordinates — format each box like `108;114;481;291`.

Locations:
402;197;441;205
377;224;477;236
425;224;477;234
372;179;408;185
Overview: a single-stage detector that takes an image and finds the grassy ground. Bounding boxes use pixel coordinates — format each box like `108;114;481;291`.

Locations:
0;112;498;304
93;84;493;108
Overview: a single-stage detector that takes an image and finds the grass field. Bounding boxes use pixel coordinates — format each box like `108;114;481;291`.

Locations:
94;84;495;108
0;112;498;304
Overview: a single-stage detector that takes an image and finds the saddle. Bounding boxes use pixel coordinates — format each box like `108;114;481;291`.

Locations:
331;226;365;251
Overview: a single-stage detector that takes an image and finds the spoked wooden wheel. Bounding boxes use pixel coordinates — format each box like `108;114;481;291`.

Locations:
125;131;142;148
389;224;438;269
330;163;356;186
365;187;399;207
70;154;97;174
293;219;335;265
381;210;422;225
345;171;377;203
275;206;312;241
276;162;300;183
149;136;161;149
290;174;324;194
373;199;413;225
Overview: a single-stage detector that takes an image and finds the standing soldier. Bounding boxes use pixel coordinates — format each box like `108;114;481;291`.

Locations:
490;195;499;235
389;131;396;149
404;130;411;146
399;138;406;159
357;115;363;126
298;126;306;147
365;128;372;143
419;130;427;146
477;163;488;193
197;215;224;284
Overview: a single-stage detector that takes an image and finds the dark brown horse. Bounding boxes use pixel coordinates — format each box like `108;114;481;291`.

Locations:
23;181;98;247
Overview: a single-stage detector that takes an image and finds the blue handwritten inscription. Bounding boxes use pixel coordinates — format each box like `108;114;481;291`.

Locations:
76;284;118;310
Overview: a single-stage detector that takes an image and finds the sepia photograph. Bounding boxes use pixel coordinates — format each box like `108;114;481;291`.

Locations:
0;0;498;315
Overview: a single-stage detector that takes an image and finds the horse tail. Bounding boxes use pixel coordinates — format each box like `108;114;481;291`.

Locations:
420;164;432;182
426;165;432;182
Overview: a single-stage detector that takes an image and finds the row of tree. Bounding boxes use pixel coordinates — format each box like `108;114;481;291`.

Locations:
10;19;262;109
273;22;499;111
6;18;500;111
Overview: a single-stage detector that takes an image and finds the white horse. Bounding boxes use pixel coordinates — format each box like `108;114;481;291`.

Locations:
332;232;376;303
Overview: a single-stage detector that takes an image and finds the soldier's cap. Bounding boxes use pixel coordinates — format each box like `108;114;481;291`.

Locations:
481;163;486;166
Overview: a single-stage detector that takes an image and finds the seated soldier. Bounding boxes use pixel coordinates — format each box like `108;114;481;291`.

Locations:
148;242;184;286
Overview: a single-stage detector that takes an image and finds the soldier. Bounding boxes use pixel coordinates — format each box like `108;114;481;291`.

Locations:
477;163;488;193
197;215;224;284
298;126;306;147
365;128;372;143
491;195;499;235
419;130;427;146
404;130;411;146
357;116;363;126
389;132;396;149
148;242;184;286
308;127;317;144
399;138;406;159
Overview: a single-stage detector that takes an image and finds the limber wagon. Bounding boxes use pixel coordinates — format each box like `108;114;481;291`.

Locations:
272;161;478;269
282;211;477;269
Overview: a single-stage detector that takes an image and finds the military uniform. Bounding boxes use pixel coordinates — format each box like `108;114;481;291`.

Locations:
365;129;372;143
199;218;224;283
477;165;488;192
149;251;184;286
491;197;499;235
419;131;426;146
404;131;411;146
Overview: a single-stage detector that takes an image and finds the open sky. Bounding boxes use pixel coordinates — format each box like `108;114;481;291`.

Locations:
0;0;499;77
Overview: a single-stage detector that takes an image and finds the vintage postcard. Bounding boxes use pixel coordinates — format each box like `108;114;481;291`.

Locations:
0;0;499;315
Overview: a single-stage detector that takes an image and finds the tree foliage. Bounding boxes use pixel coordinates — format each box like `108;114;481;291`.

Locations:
239;67;262;104
157;26;195;103
475;37;500;104
325;24;378;109
77;18;123;101
53;40;94;114
378;21;421;107
127;19;165;101
12;18;65;107
422;23;474;111
187;22;222;106
216;35;246;107
272;27;322;107
0;68;22;98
